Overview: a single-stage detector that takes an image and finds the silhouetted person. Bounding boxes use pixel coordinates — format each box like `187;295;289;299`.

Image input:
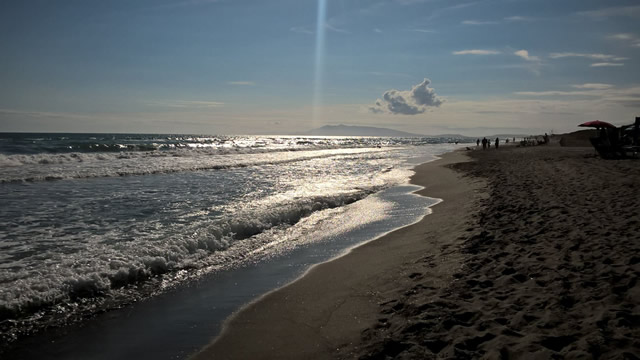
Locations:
495;137;499;149
482;137;487;149
488;139;492;148
476;139;480;147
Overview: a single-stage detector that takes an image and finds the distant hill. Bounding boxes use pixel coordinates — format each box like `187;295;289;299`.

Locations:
302;125;424;137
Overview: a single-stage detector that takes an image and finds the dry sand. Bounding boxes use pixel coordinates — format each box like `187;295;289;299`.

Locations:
192;151;482;359
194;145;640;359
358;145;640;359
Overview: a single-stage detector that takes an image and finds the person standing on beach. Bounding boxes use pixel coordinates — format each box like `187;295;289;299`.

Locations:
495;137;499;149
482;137;487;149
477;139;480;147
488;139;492;148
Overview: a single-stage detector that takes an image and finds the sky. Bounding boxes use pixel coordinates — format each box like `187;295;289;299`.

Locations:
0;0;639;136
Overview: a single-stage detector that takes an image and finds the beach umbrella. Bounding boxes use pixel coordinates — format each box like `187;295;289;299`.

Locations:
579;120;616;129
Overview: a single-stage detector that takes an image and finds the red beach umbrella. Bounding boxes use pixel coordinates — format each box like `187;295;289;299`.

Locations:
579;120;616;129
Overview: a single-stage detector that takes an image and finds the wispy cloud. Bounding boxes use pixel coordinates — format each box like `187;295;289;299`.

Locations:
408;28;436;33
504;16;534;22
325;23;350;34
590;62;624;67
549;52;627;61
462;16;534;26
609;33;640;48
514;90;601;97
513;85;640;111
373;28;383;33
514;50;540;62
572;83;613;90
227;81;255;86
462;20;499;25
453;49;501;55
146;100;224;108
425;2;478;21
577;5;640;19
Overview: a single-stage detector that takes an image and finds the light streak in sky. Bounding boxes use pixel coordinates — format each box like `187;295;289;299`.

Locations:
313;0;327;124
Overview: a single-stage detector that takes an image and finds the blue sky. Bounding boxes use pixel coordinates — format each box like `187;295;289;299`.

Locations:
1;0;639;135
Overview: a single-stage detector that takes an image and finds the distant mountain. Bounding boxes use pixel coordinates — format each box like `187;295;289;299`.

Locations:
301;125;425;137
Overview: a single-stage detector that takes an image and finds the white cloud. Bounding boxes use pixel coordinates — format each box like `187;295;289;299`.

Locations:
453;49;501;55
549;52;627;61
373;28;383;33
590;62;624;67
227;81;255;86
610;33;634;40
572;83;613;90
462;20;499;25
578;5;640;19
514;50;540;62
326;23;349;34
512;85;640;113
515;91;601;97
609;33;640;48
504;16;533;22
369;78;443;115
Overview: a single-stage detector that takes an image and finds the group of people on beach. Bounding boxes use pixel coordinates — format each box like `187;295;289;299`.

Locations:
477;137;502;150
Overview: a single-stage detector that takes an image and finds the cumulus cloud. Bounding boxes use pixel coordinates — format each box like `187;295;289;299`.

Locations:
453;49;501;55
514;50;540;62
369;78;443;115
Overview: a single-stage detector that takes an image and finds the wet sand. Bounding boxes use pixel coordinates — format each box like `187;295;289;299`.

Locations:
194;145;640;359
192;150;481;359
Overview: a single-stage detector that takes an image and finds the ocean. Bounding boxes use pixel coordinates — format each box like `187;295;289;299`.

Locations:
0;133;464;359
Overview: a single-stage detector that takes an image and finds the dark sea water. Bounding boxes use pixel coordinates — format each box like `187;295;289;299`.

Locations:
0;133;464;358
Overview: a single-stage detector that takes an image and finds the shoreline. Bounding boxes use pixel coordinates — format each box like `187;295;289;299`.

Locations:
1;146;460;360
192;150;481;359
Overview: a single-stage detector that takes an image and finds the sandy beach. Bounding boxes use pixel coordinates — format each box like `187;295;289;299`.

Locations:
192;150;483;359
357;145;640;359
194;144;640;359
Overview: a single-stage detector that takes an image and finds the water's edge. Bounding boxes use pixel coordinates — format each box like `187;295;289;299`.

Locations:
2;153;452;360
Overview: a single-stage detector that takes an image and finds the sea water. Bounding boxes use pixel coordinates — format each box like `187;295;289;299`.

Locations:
0;133;463;358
